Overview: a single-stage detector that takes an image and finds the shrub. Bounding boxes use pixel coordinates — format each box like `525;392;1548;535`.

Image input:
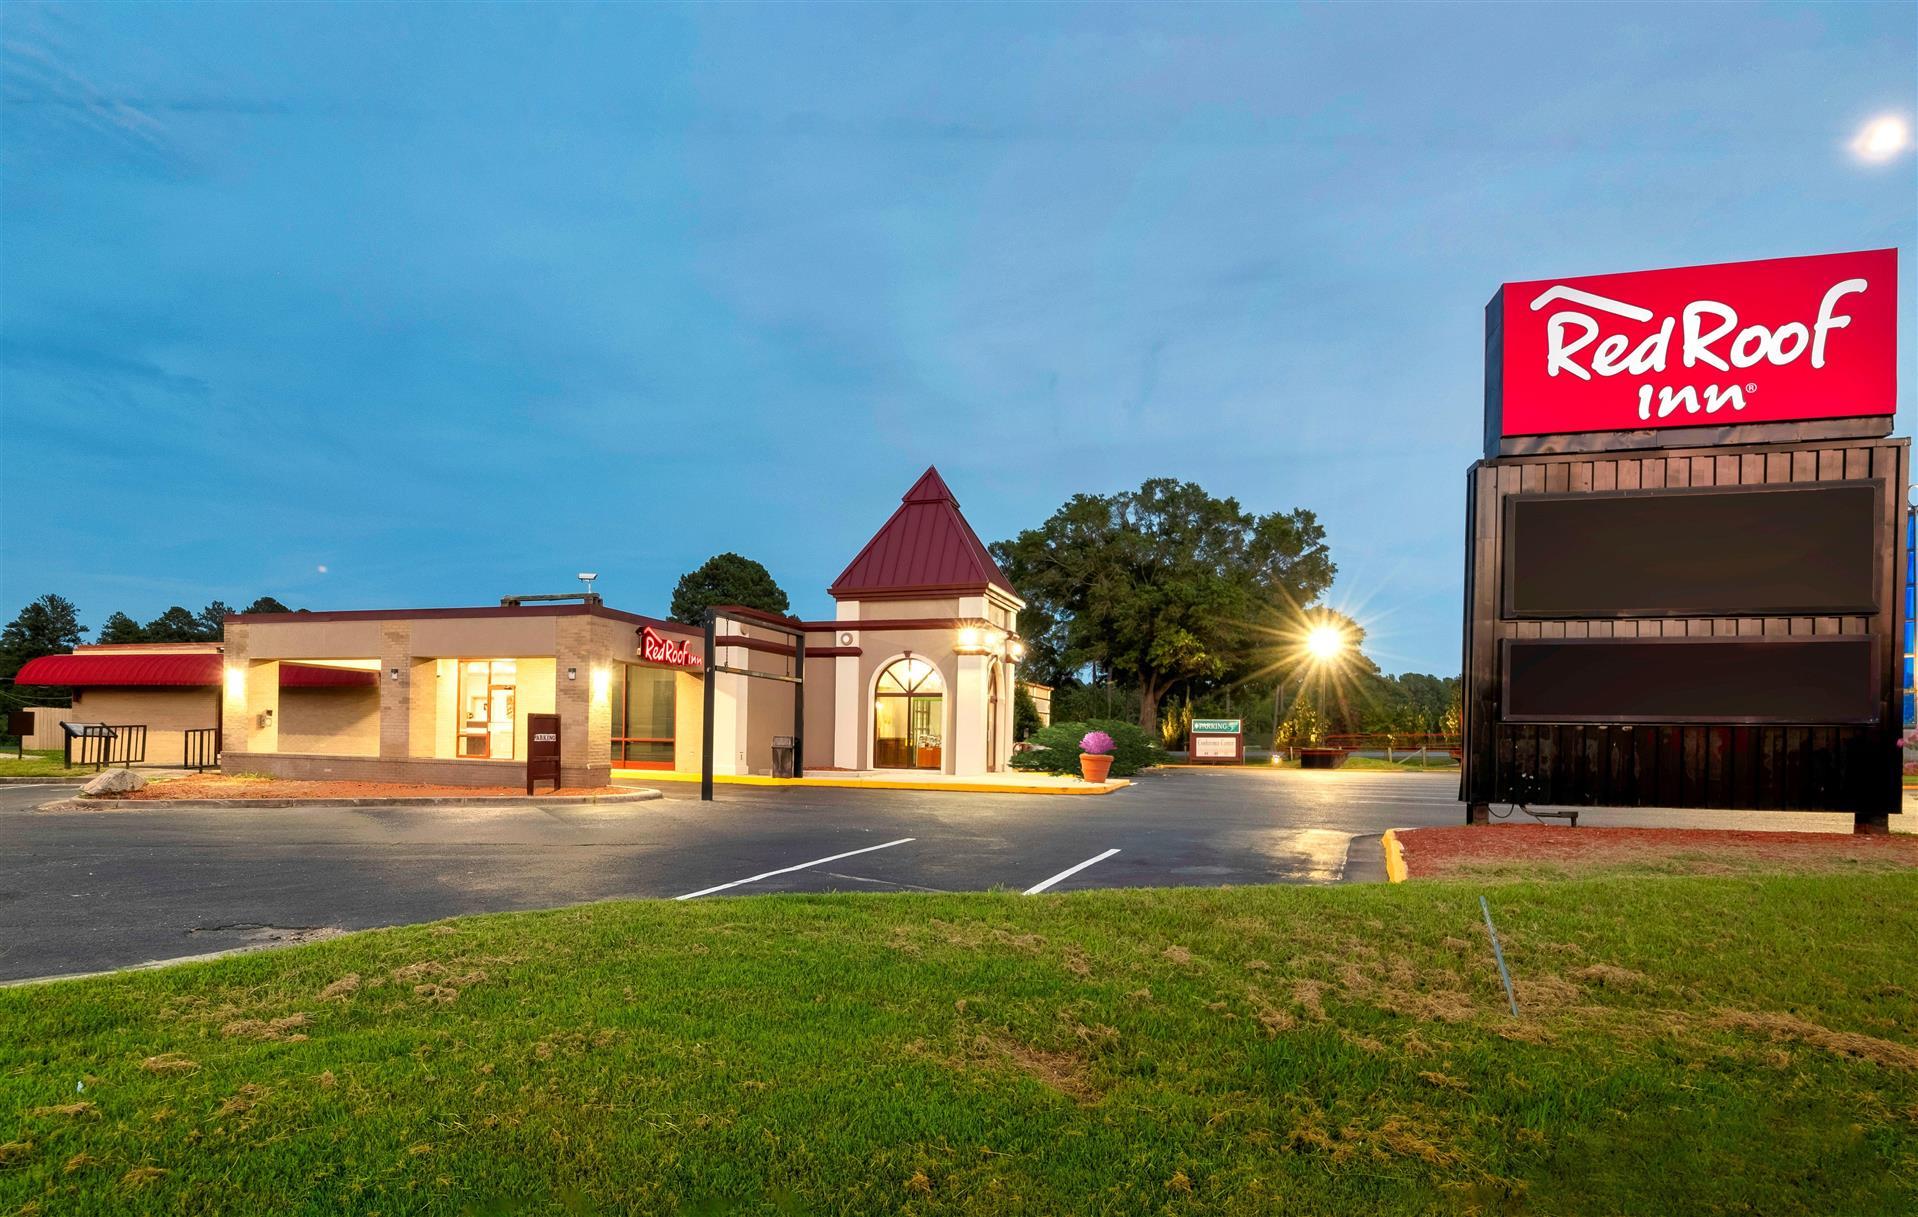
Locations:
1013;683;1042;740
1010;719;1166;777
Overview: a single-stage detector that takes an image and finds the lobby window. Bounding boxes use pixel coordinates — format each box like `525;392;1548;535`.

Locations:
874;657;943;770
457;659;517;759
611;663;676;768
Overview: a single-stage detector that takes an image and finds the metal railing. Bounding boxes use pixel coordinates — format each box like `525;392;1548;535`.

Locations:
184;727;220;772
62;723;148;770
1318;733;1463;762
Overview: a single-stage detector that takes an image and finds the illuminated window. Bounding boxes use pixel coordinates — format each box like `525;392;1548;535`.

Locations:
456;659;517;759
610;663;676;768
874;658;944;770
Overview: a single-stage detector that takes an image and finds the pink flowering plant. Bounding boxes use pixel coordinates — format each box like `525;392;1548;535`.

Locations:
1079;730;1116;756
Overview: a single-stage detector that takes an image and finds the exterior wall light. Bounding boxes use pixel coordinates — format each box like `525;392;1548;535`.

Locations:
591;666;611;702
224;666;245;700
958;627;979;648
389;667;402;682
1009;641;1026;661
567;666;578;681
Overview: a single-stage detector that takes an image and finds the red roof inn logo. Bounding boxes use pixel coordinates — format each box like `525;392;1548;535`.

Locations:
1492;249;1897;438
641;626;700;669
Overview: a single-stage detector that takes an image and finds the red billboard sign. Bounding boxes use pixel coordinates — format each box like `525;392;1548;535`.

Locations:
1491;249;1897;440
641;625;701;669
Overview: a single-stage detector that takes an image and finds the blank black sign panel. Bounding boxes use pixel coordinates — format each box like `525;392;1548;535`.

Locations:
1504;482;1880;617
1503;637;1878;724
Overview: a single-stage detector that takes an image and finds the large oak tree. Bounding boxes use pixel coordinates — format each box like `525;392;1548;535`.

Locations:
992;479;1334;732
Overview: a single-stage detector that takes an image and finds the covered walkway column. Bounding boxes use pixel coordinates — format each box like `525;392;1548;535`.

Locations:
220;624;281;755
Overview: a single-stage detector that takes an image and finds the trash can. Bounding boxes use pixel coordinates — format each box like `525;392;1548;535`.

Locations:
771;736;797;778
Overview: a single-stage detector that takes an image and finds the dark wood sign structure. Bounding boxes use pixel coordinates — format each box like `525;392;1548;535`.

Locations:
1464;261;1905;834
526;712;561;795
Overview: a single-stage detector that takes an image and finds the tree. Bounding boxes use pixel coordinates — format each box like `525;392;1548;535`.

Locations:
0;594;87;682
669;553;790;624
98;612;145;644
197;601;235;640
143;606;204;643
1275;689;1326;752
242;596;292;614
992;479;1335;732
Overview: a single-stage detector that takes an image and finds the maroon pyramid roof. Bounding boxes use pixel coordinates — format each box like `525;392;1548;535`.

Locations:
829;467;1018;600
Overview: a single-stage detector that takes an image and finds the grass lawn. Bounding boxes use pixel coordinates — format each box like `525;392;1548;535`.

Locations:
4;875;1916;1215
0;748;98;779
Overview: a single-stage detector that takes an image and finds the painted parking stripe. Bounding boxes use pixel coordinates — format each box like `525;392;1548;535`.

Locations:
674;838;915;900
1022;848;1121;895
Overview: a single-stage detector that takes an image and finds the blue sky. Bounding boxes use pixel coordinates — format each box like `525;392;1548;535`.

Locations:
2;2;1912;674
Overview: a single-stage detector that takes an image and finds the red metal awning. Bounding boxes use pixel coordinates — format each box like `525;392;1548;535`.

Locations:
13;654;376;688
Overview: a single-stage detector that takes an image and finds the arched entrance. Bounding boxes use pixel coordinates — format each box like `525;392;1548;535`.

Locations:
874;657;944;770
986;659;1001;772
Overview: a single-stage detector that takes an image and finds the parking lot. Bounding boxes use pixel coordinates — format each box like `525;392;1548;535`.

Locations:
2;766;1901;982
1;767;1467;980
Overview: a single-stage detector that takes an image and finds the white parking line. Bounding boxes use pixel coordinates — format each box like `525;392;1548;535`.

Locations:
1023;847;1120;895
674;838;915;900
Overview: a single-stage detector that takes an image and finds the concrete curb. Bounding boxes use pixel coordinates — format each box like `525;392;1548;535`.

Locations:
623;772;1131;796
0;776;88;784
37;789;664;812
1381;829;1410;883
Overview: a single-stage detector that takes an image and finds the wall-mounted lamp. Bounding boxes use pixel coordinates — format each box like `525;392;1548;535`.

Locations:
566;666;578;681
957;627;980;650
591;666;611;702
389;667;402;682
1009;641;1026;661
224;666;245;700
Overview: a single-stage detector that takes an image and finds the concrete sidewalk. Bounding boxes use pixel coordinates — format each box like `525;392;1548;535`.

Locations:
618;769;1132;796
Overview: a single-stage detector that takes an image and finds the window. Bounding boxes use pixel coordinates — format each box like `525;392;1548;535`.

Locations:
874;657;944;770
611;663;677;768
456;659;517;760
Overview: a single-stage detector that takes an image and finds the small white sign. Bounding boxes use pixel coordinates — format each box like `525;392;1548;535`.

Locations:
1194;736;1237;758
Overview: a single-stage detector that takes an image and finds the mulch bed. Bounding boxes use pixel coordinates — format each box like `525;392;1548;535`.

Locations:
1398;824;1918;879
105;776;626;801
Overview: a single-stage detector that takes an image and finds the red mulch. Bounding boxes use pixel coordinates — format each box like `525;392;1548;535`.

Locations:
1398;824;1918;879
112;776;627;801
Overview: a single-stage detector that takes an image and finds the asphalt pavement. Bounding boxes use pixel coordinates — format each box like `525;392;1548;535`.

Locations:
0;767;1903;982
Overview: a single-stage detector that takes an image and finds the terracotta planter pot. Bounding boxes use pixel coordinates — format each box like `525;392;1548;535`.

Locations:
1079;753;1115;783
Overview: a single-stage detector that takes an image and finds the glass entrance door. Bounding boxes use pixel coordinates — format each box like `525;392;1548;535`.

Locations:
873;658;943;770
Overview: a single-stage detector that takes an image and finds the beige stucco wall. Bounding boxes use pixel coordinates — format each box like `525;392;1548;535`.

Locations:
840;597;965;621
802;653;836;768
221;609;697;788
1022;683;1053;730
67;687;220;766
279;687;380;756
673;670;704;773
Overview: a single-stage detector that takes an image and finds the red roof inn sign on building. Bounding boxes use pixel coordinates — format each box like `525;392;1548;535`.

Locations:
1464;249;1905;835
1488;249;1896;450
641;626;700;669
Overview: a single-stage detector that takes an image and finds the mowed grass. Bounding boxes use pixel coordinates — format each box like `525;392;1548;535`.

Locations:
0;749;97;779
4;876;1917;1215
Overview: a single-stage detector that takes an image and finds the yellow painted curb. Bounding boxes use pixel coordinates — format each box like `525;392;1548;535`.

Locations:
614;771;1130;797
1382;829;1409;883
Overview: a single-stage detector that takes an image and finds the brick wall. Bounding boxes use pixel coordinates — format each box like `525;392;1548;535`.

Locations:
279;687;380;756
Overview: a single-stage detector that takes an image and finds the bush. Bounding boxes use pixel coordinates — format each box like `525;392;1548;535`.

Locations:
1010;719;1167;777
1013;683;1042;741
